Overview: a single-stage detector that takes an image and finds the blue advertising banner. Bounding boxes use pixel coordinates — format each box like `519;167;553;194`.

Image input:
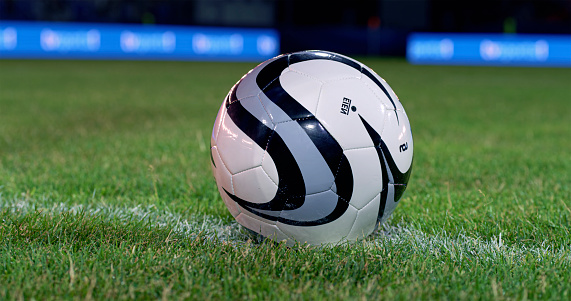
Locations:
407;33;571;67
0;21;279;61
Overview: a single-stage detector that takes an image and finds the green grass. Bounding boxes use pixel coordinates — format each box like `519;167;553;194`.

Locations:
0;59;570;300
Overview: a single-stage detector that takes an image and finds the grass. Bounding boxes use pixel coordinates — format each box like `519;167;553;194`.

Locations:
0;58;570;300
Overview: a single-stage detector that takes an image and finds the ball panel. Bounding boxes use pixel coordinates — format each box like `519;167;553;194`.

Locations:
239;95;274;129
258;91;290;124
276;203;358;245
272;120;334;195
211;146;233;193
217;102;269;174
235;204;281;226
288;50;364;73
235;212;290;242
220;189;241;218
392;184;407;205
343;147;383;210
209;147;216;176
279;70;323;115
234;58;275;100
316;79;386;150
278;190;338;223
361;65;405;112
232;166;278;205
380;110;413;174
287;59;361;82
346;193;380;241
211;99;227;145
259;78;314;123
211;146;240;217
359;74;399;112
261;151;279;187
378;183;400;225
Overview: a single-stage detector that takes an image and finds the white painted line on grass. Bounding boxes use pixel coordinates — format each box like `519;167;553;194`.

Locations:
373;222;571;263
0;196;249;243
1;195;570;262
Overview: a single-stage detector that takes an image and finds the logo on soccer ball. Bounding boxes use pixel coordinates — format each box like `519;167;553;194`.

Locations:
211;50;413;245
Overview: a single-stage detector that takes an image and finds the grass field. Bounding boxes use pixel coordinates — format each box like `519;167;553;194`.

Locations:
0;58;570;300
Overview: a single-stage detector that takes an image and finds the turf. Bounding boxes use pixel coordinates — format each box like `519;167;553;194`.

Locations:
0;59;569;300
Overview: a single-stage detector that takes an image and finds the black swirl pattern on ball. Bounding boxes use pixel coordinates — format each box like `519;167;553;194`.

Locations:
358;115;412;221
223;52;356;226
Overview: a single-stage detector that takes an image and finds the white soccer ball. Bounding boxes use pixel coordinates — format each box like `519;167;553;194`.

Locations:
210;50;413;245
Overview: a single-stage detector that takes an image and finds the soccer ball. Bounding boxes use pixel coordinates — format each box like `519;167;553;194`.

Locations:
210;50;413;245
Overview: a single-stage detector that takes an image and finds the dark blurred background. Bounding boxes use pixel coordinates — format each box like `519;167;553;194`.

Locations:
1;0;570;56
